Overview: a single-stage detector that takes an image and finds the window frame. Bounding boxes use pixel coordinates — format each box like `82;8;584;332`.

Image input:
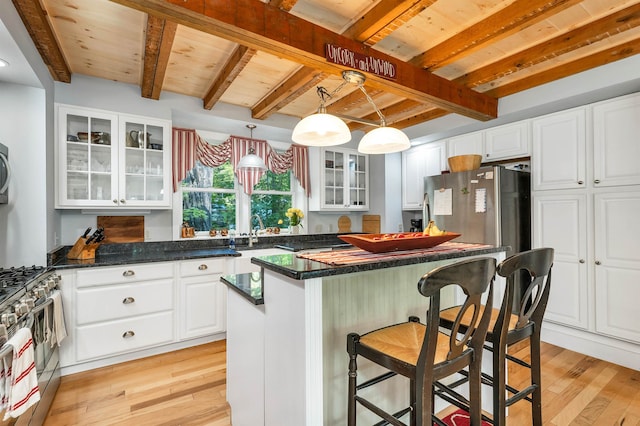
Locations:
172;131;307;240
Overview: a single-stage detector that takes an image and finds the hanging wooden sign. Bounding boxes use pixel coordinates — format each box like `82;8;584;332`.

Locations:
325;44;397;80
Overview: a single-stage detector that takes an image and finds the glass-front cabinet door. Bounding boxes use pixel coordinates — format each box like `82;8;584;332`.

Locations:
119;115;171;207
56;105;172;209
319;148;369;210
57;105;118;207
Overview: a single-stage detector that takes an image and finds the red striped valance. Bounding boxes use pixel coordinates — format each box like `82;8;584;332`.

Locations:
172;127;310;196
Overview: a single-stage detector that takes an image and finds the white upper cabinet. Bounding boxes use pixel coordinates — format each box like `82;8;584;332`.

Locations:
484;121;530;161
447;132;483;157
401;142;446;210
56;104;172;209
592;93;640;188
309;147;369;211
531;107;587;191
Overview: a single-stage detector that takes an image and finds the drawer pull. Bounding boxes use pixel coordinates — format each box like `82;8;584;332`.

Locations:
198;264;208;270
122;330;135;338
122;270;135;277
122;297;135;304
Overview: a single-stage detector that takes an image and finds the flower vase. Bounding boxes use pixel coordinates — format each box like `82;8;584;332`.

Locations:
290;224;300;235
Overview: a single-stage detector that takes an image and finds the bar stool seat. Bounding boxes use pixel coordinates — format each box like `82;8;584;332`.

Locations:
347;257;497;426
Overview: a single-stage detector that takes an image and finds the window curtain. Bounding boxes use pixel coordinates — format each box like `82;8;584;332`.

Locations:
172;127;310;196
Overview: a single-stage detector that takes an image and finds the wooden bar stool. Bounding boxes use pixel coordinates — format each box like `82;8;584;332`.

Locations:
439;248;554;425
346;257;497;426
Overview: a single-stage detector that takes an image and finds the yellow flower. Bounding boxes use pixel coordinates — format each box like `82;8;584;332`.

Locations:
278;219;283;225
285;207;304;227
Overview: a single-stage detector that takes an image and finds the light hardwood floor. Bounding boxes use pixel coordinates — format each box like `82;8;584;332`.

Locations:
44;340;640;425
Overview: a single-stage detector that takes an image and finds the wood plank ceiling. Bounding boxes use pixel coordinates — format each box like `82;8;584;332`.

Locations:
12;0;640;133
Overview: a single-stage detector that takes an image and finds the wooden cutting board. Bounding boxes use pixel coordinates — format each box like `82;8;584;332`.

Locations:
338;215;352;233
362;214;381;234
97;216;145;243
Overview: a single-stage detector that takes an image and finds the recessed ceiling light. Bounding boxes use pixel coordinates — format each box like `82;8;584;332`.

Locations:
0;59;9;68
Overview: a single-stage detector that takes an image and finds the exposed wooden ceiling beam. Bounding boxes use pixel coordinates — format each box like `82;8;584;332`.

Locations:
203;45;256;110
348;99;425;131
456;3;640;88
410;0;582;70
267;0;298;12
110;0;498;122
142;15;177;99
251;66;326;119
392;108;450;129
11;0;71;83
343;0;438;46
484;37;640;99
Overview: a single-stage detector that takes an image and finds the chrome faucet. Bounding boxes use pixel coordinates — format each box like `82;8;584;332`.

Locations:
252;214;265;231
248;214;264;248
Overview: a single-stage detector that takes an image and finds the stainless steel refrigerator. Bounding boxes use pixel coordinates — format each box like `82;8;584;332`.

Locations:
423;166;530;257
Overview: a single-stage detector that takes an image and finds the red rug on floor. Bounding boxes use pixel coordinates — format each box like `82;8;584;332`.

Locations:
438;409;492;426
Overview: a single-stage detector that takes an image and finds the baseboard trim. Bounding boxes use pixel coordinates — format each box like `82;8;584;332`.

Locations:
541;323;639;371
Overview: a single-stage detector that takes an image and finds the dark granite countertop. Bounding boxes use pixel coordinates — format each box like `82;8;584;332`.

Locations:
48;233;353;269
220;273;264;305
252;245;508;280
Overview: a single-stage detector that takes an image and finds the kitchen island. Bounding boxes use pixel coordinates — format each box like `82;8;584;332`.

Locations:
223;243;507;426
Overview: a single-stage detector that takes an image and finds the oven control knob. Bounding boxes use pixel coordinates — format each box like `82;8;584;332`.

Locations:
23;297;36;309
2;313;17;326
13;303;29;316
34;287;47;298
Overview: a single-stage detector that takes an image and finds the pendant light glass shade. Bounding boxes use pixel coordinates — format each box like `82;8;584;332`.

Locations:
292;112;352;146
236;150;267;171
236;124;268;171
358;126;411;154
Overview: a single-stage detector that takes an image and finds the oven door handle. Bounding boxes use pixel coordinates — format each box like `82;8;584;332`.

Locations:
0;151;11;194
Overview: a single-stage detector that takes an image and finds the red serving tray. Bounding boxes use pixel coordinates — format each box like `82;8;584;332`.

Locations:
338;232;461;254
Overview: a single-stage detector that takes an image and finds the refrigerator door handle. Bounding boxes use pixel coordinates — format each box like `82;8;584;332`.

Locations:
422;192;431;224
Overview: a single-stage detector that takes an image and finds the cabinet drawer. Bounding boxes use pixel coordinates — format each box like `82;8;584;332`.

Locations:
76;263;174;287
179;258;226;277
76;279;173;324
75;311;174;361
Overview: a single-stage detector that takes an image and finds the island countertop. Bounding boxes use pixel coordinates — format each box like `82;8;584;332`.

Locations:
251;242;507;280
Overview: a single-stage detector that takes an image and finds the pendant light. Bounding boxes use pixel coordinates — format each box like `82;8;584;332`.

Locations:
236;124;268;171
292;87;352;146
291;70;410;154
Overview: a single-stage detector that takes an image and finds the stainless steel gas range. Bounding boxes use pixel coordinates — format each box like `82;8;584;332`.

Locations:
0;266;63;425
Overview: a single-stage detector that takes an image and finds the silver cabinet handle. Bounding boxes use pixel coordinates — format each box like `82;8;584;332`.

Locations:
122;297;135;304
577;180;584;185
579;259;585;263
198;264;208;270
113;199;118;204
122;331;135;338
120;199;126;204
594;179;601;184
122;270;135;277
595;260;601;265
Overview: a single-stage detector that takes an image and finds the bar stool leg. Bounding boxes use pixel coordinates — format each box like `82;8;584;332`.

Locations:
493;340;508;426
347;333;358;426
531;332;543;426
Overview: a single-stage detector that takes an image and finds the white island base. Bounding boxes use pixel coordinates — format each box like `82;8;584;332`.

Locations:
227;251;506;426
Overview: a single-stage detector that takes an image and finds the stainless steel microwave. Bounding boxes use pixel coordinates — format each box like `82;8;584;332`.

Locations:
0;142;9;204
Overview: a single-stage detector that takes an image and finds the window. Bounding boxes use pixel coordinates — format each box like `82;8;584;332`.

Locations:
182;160;236;231
179;159;300;236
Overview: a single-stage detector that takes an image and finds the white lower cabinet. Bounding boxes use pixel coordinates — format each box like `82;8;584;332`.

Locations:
61;259;228;372
593;191;640;343
178;258;227;339
534;188;640;369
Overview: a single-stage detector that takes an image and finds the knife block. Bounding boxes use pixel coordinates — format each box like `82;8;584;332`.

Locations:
67;237;101;260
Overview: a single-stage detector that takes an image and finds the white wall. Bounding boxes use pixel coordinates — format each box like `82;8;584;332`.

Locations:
0;83;48;265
